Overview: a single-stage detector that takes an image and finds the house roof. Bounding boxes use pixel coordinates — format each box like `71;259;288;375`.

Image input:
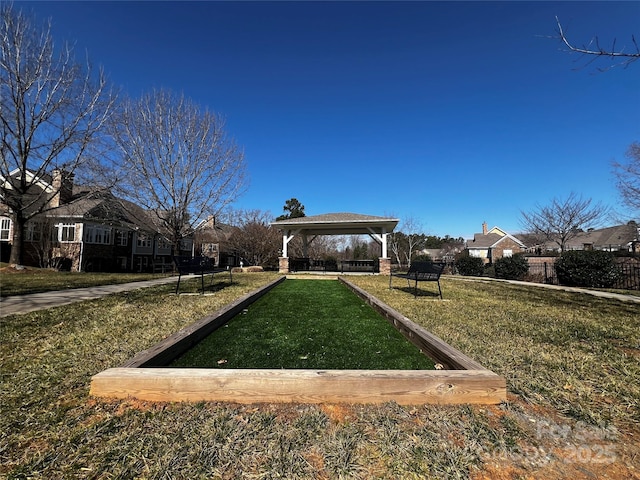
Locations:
44;191;162;234
46;197;104;219
3;168;194;240
469;232;504;248
564;223;639;249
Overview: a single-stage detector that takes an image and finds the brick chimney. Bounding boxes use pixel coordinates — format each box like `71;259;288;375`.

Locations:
49;169;74;208
482;222;488;235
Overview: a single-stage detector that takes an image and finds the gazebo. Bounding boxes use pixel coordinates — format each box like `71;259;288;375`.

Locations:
270;213;399;274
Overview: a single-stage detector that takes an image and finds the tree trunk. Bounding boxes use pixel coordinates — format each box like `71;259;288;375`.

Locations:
8;213;25;266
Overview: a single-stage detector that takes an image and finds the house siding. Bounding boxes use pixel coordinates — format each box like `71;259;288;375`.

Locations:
490;237;525;262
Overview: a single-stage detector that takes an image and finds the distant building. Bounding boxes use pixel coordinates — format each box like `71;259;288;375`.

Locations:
466;222;526;264
539;222;640;253
193;215;239;268
0;169;192;271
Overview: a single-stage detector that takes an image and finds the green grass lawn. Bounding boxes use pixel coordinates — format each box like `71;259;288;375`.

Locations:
1;272;638;479
171;279;435;370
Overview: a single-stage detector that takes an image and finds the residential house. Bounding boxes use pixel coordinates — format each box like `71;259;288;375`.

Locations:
541;222;640;253
466;222;526;264
193;216;239;268
0;169;193;271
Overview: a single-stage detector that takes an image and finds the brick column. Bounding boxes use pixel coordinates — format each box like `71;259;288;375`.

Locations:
278;257;289;274
378;257;391;276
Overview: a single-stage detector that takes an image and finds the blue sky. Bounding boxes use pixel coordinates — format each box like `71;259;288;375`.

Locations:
19;1;640;239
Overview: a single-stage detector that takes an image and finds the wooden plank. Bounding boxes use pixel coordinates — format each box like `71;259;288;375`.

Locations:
90;368;506;405
339;278;486;370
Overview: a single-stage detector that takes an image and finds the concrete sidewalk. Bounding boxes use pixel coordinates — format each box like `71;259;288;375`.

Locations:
0;276;180;317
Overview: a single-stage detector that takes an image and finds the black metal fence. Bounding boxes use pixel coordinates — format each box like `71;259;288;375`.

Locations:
449;258;640;291
524;261;640;290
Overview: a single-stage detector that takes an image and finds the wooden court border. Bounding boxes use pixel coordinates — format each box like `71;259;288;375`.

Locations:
90;276;506;405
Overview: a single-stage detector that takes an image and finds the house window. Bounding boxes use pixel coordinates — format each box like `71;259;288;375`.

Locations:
24;222;42;242
203;243;219;255
85;225;112;245
56;223;76;242
503;249;513;258
1;218;11;240
116;230;128;246
135;256;150;272
137;234;152;248
157;237;171;250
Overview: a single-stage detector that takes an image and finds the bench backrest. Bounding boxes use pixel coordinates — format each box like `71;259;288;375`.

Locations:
173;255;216;274
407;261;446;279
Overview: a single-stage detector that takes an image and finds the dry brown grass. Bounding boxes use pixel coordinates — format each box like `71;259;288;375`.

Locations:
1;273;638;479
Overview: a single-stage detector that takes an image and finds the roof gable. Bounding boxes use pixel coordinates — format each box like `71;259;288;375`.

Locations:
487;226;508;237
469;226;527;249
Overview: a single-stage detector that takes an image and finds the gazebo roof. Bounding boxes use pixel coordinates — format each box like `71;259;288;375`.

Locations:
271;212;399;235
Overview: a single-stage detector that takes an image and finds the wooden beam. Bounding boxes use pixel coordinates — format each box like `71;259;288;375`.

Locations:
90;368;506;405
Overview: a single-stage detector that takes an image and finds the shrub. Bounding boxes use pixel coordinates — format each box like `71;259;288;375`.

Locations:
494;254;529;281
455;255;484;276
555;250;621;288
483;263;495;278
413;254;432;263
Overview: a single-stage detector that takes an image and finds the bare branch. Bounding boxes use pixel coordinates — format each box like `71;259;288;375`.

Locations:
520;192;609;252
613;142;640;218
555;16;640;71
110;89;248;253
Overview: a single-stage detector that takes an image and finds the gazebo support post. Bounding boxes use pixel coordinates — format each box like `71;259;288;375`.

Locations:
378;257;391;275
279;257;289;274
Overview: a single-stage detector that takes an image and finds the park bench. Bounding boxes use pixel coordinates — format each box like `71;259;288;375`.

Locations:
153;259;173;273
172;255;232;295
289;257;311;272
389;261;446;299
340;259;376;273
290;258;339;273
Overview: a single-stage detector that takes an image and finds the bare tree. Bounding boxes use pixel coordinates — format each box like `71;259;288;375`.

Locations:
400;216;425;267
387;216;426;267
110;89;247;254
27;216;56;268
226;209;280;268
613;142;640;217
555;16;640;71
520;192;608;252
388;231;404;267
0;4;115;265
306;234;340;260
